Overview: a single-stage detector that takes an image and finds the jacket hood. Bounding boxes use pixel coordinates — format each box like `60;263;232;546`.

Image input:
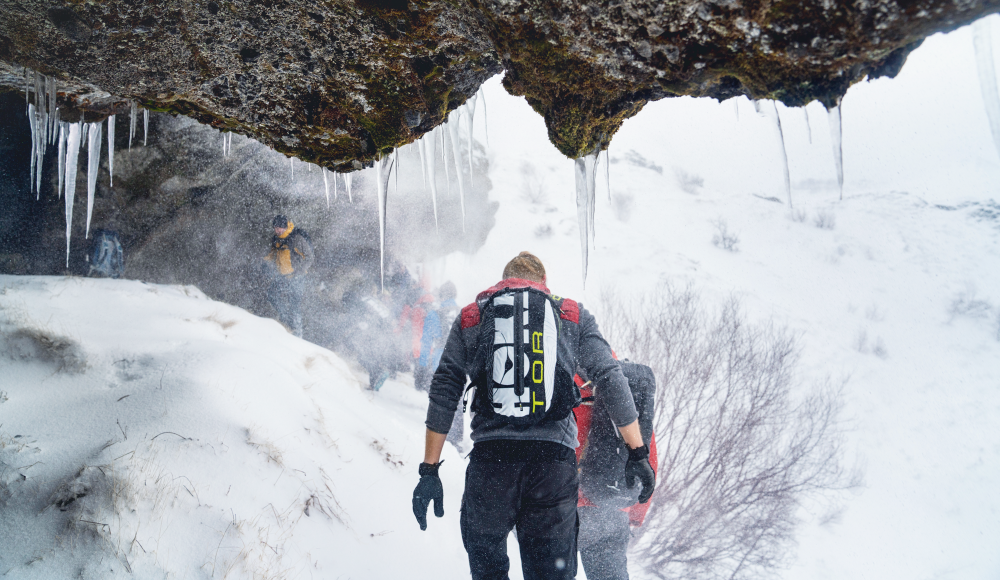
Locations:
476;278;550;302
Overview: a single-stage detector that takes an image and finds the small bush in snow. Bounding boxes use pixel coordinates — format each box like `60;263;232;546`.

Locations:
814;209;836;230
3;327;87;373
948;288;992;321
711;218;740;252
601;285;858;580
790;208;808;223
674;168;704;194
534;224;553;239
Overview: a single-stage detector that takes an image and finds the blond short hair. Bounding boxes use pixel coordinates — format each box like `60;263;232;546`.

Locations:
502;251;546;283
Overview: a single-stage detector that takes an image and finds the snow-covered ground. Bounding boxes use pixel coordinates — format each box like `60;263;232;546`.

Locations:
2;16;1000;580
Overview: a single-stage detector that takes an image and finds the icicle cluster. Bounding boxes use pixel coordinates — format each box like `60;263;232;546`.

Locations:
23;68;136;267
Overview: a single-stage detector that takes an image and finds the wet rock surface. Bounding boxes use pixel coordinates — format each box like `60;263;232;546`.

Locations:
1;0;998;161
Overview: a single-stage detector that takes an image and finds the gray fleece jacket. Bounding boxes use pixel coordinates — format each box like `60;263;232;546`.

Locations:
424;279;638;450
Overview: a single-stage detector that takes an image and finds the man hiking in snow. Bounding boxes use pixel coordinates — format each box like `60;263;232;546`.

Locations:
262;214;314;337
412;251;656;580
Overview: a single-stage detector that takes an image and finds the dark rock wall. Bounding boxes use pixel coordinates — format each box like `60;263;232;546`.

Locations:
1;0;998;163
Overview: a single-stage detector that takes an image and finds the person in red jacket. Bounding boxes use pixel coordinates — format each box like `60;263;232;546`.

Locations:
574;365;658;580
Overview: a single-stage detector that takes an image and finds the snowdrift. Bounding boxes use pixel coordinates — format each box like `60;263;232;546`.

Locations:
0;276;470;579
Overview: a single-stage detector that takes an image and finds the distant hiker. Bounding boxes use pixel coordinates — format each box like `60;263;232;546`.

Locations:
414;281;462;448
87;229;125;278
412;251;656;580
398;289;435;371
342;281;396;391
262;214;314;337
574;364;658;580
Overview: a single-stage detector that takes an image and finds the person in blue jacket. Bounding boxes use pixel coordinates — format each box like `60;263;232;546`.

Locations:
415;281;462;448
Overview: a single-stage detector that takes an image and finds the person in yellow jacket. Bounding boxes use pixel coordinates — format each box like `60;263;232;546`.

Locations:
262;215;314;337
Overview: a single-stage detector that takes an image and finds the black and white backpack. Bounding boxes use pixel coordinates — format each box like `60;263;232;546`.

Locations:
463;286;581;427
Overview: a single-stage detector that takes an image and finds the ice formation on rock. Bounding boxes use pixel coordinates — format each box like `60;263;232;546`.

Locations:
423;130;439;230
756;100;793;208
448;114;467;231
107;115;115;186
143;109;149;146
828;103;844;200
129;101;137;150
464;94;478;185
63;122;83;267
322;167;330;207
85;122;102;238
57;123;66;197
374;155;394;290
344;172;353;203
804;107;813;145
479;88;489;147
574;151;598;285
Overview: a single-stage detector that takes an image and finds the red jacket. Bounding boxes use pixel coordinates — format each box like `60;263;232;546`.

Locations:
574;376;658;527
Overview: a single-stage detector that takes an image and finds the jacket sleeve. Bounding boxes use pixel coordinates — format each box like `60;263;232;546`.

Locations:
577;304;638;428
425;316;469;434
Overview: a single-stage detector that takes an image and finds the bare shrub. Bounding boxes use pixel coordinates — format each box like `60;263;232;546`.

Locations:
601;285;857;580
520;162;547;205
3;327;87;373
535;224;554;239
948;288;992;321
711;219;739;252
789;209;807;223
813;209;836;230
675;168;704;194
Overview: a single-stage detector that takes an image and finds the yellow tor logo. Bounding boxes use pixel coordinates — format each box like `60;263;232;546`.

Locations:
532;331;543;353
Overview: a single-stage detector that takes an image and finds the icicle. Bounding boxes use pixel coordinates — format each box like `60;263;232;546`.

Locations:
733;98;739;121
423;131;439;230
393;148;399;193
464;94;478;186
374;155;394;292
973;18;1000;164
604;147;611;202
49;77;57;145
448;115;467;232
228;132;233;155
129;101;137;150
34;107;45;199
757;101;793;207
290;157;295;179
828;103;844;200
28;104;37;198
107;115;115;186
344;172;353;203
479;88;489;147
143;108;149;146
24;68;29;110
333;168;339;200
64;122;83;268
574;152;598;286
85;122;102;238
323;167;330;208
772;102;793;208
803;107;812;145
418;138;428;190
58;123;67;198
440;124;452;200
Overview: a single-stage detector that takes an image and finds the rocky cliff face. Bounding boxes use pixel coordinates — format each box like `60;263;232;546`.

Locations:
1;0;998;163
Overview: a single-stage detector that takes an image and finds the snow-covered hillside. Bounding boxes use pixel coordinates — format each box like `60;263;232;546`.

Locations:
0;276;474;579
2;17;1000;580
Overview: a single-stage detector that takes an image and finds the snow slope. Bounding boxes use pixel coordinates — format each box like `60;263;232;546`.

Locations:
0;276;472;579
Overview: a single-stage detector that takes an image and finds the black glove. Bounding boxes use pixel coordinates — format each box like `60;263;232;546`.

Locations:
412;461;444;530
625;445;656;504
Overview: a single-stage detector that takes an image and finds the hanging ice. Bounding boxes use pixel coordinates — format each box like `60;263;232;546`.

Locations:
63;122;83;267
828;103;844;200
290;157;294;179
333;167;338;200
574;152;598;286
143;108;149;146
440;124;452;199
973;18;1000;163
423;130;439;230
758;101;793;208
733;98;740;121
448;114;467;232
478;88;489;147
418;138;427;189
344;172;353;203
604;147;611;202
803;107;812;145
57;123;66;198
129;101;137;150
464;93;478;185
374;155;394;291
107;115;115;186
28;103;37;198
322;166;330;208
393;148;399;193
85;121;102;238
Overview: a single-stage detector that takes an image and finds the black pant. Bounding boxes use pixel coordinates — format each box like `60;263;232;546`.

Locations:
267;276;304;337
578;506;630;580
461;441;579;580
